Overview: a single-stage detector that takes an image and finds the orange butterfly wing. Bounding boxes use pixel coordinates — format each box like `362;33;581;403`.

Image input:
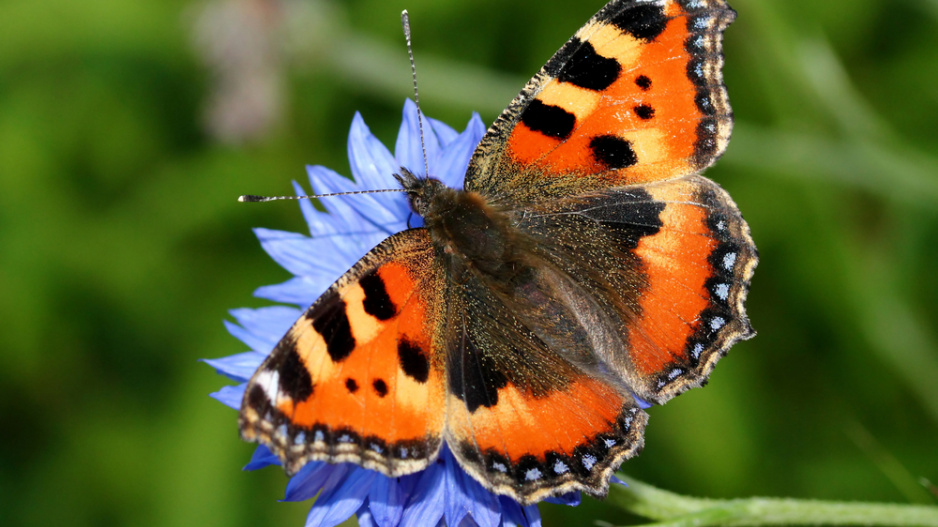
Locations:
447;359;647;503
516;176;756;404
467;0;736;202
239;229;448;476
438;271;649;504
621;176;756;400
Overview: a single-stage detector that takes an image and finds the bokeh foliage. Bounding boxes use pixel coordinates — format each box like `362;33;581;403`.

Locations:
0;0;936;525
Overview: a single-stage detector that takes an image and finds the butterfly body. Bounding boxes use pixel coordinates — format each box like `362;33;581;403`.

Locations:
239;0;756;505
397;170;523;282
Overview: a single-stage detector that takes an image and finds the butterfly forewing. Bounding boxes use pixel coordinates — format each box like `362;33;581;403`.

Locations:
467;0;736;204
239;229;448;477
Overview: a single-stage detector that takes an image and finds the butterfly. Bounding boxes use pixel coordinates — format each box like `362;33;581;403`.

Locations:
239;0;756;505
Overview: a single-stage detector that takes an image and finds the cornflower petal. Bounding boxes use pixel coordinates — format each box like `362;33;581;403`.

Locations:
254;228;347;279
454;464;502;526
301;166;361;227
433;114;486;189
203;350;265;380
356;502;377;527
229;306;299;342
305;469;377;527
368;474;404;527
499;496;542;527
210;384;245;410
344;116;407;231
428;116;459;146
224;306;298;352
443;461;472;526
347;113;400;191
253;277;324;306
244;445;280;471
292;175;384;263
543;491;581;506
395;99;443;179
398;461;446;526
285;462;351;503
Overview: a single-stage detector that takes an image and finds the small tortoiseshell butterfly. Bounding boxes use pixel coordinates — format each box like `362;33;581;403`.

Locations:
240;0;756;504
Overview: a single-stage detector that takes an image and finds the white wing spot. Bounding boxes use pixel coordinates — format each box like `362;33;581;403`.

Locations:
314;430;325;442
716;219;726;231
668;368;684;380
715;283;729;300
582;454;597;470
692;343;705;359
400;447;409;459
294;432;306;445
723;252;737;270
370;443;383;453
604;438;617;447
554;460;569;474
710;317;726;331
338;434;353;443
525;468;543;481
493;462;508;473
254;369;281;402
276;424;288;438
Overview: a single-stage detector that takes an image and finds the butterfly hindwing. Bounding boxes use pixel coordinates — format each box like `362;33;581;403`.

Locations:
620;175;756;401
239;229;448;477
516;175;756;404
440;271;648;504
467;0;736;202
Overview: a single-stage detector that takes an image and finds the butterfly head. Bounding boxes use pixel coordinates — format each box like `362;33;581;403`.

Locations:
393;167;452;219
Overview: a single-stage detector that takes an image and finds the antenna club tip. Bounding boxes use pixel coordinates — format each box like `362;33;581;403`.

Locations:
239;195;263;202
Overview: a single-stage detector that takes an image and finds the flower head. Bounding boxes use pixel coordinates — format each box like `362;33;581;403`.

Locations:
206;100;590;526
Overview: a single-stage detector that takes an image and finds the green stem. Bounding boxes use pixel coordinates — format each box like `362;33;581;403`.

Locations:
607;476;938;526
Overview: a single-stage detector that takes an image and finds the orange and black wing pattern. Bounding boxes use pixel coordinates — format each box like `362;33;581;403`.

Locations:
239;229;448;477
467;0;736;203
441;274;648;504
518;176;756;404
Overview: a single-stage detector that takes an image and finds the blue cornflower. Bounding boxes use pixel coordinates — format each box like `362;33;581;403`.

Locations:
206;100;592;526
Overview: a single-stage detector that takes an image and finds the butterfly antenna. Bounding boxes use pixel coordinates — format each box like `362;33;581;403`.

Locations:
401;10;431;179
239;188;404;203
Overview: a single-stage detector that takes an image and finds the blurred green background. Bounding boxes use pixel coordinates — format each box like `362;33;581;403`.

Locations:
1;0;936;525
